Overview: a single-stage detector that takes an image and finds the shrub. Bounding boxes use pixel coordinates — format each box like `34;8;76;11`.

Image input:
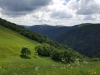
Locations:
20;47;31;58
51;50;64;61
91;58;100;61
35;44;51;56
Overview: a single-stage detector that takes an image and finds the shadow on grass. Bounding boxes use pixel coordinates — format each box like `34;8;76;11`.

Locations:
20;55;31;59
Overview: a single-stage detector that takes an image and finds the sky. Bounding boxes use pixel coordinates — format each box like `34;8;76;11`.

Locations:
0;0;100;26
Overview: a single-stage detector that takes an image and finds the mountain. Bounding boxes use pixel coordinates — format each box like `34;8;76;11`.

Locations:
57;23;100;57
25;25;78;40
25;23;100;57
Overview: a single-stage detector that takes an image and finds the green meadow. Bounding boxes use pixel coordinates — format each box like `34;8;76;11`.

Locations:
0;25;100;75
0;57;100;75
0;25;38;58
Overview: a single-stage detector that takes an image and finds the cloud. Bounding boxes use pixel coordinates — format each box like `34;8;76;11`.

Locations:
48;0;73;19
0;0;100;26
76;0;100;15
0;0;52;17
82;15;95;20
51;10;72;19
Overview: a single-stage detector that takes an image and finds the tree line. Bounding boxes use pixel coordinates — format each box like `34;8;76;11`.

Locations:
0;18;66;49
35;43;85;63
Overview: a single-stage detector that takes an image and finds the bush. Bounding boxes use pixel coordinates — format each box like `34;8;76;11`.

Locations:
91;58;100;61
20;47;31;58
35;44;51;56
51;50;75;63
51;50;64;61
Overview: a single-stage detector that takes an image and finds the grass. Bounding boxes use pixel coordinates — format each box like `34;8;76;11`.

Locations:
0;25;100;75
0;57;100;75
0;25;38;58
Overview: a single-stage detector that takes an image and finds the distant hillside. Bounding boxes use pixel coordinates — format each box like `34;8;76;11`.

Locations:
57;23;100;57
26;25;78;40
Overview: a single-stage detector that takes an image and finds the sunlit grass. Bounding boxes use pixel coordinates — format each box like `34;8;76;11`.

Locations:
0;56;100;75
0;25;38;58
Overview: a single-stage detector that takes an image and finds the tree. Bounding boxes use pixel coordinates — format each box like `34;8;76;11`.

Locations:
21;47;31;57
35;43;51;56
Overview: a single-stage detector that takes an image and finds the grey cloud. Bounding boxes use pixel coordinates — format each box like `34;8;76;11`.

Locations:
83;15;95;20
51;10;72;19
0;0;51;17
76;0;100;15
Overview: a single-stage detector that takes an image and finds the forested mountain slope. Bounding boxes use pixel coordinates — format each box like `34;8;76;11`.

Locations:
26;25;78;40
57;23;100;57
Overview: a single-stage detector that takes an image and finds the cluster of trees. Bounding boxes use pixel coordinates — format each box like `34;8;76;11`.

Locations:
20;44;85;63
0;18;67;49
35;43;85;63
0;18;46;43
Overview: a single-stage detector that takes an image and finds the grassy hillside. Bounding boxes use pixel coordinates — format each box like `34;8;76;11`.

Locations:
0;18;86;63
0;56;100;75
0;20;100;75
0;25;38;59
0;18;96;75
0;25;61;75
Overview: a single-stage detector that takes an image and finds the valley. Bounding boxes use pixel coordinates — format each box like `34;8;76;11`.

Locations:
26;23;100;57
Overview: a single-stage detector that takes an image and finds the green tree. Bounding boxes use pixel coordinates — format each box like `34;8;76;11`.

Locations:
35;44;51;56
21;47;31;57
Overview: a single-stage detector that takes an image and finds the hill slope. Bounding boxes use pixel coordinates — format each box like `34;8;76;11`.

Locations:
57;23;100;57
0;20;100;75
0;25;71;75
0;18;85;62
0;25;38;58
